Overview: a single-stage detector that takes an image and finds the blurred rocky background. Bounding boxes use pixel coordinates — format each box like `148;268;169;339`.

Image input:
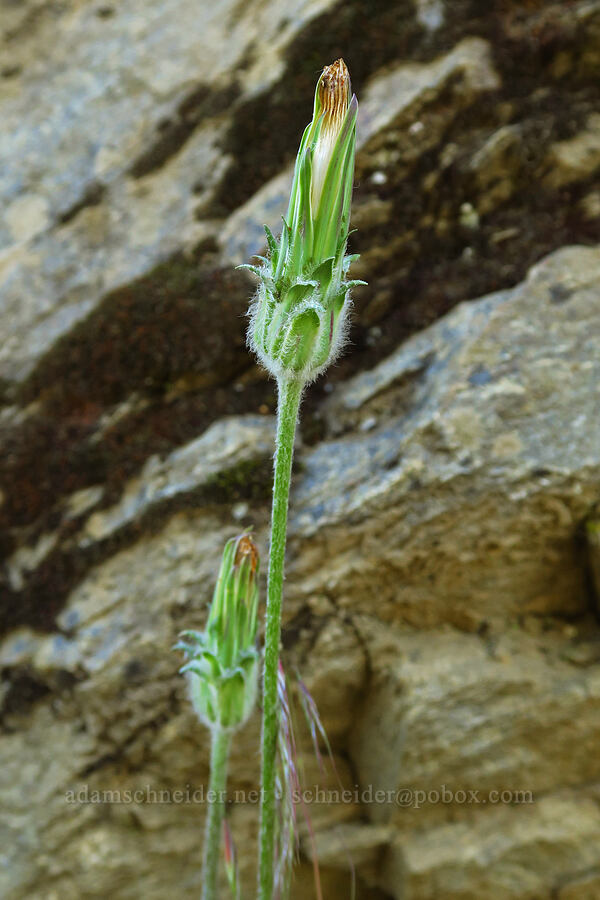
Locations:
1;0;600;897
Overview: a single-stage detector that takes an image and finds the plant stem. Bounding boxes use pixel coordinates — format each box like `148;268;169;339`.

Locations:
202;726;232;900
258;375;303;899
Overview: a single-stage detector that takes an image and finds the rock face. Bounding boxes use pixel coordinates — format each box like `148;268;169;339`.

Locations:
1;1;600;898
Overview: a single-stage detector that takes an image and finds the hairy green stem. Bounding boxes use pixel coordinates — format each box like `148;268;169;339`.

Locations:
202;726;232;900
258;376;303;899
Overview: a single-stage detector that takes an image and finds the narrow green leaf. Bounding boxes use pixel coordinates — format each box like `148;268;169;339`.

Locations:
237;264;262;278
263;224;278;254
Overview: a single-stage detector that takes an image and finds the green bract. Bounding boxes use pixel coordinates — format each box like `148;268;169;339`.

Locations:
245;59;365;383
176;535;260;732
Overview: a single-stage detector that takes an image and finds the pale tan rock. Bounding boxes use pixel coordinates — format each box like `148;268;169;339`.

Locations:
379;794;600;899
288;246;600;631
468;125;522;215
296;617;368;741
544;113;600;188
303;822;392;869
5;194;50;243
349;621;600;833
78;414;275;545
558;871;600;900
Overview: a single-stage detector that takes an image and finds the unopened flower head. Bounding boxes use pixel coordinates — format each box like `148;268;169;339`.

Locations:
243;58;365;384
175;534;260;732
311;59;351;212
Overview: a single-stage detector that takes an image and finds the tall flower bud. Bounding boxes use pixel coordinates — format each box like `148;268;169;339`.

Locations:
175;534;260;732
311;59;351;212
244;59;365;384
